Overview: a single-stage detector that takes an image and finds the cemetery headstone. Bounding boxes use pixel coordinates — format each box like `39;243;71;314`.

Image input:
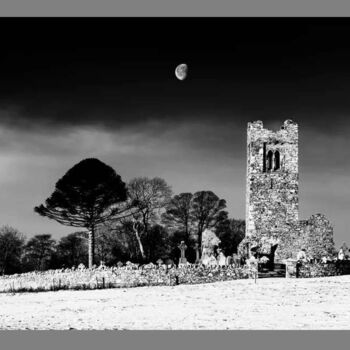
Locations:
178;241;188;265
194;243;201;264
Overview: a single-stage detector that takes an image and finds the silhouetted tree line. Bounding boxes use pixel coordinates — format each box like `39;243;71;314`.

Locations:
0;158;245;275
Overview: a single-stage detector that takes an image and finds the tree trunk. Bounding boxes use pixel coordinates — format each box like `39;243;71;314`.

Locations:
185;221;190;241
135;230;146;260
88;228;95;268
197;229;202;250
132;223;146;260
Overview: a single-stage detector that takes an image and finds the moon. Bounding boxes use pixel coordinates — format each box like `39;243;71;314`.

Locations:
175;63;188;80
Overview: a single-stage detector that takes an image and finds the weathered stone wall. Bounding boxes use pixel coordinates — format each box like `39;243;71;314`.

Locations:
298;262;338;278
244;120;299;258
285;261;338;278
278;214;335;259
242;119;335;261
0;265;254;293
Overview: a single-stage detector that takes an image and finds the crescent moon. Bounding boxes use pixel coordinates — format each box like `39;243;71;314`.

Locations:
175;63;188;80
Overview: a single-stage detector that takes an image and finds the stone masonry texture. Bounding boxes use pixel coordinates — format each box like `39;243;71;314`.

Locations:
241;120;335;260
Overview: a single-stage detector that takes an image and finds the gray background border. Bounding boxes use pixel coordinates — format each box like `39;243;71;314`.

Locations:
1;331;350;349
1;0;350;349
0;0;350;16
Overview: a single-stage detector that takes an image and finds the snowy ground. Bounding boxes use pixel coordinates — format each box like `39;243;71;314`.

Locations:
0;275;350;330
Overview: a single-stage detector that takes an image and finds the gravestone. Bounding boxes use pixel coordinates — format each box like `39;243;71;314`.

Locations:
194;243;201;264
178;241;188;265
285;259;297;278
217;249;227;267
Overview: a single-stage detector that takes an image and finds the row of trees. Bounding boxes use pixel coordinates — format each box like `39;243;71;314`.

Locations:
0;216;245;275
0;225;105;275
0;158;246;274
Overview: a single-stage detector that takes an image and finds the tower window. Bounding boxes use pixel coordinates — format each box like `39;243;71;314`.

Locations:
267;150;273;171
262;143;266;172
274;151;280;170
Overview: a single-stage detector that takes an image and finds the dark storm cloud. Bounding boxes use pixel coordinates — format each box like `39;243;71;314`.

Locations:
2;18;350;135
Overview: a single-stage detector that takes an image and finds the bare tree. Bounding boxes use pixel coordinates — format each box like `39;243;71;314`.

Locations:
97;220;141;262
125;177;172;260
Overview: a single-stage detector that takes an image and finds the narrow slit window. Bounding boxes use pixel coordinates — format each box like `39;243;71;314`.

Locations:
267;150;273;171
274;151;280;170
262;143;266;172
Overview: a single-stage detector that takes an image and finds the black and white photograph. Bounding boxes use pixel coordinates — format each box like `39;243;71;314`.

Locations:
0;18;350;330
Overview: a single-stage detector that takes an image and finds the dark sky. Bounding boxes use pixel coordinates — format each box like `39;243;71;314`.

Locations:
0;19;350;246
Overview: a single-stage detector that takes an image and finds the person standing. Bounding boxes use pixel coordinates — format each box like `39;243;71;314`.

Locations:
296;248;308;278
337;247;345;275
297;248;308;262
247;254;259;283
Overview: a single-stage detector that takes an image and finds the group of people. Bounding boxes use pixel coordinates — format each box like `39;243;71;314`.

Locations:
296;245;350;265
200;248;242;268
294;245;350;277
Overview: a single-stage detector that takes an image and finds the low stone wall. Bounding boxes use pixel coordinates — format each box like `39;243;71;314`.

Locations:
298;262;338;278
3;260;346;293
0;265;253;293
177;265;250;284
299;260;350;278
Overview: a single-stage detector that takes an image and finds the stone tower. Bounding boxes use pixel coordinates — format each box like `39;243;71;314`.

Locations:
245;119;299;258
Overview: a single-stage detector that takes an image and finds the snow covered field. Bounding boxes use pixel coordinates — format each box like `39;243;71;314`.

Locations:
0;275;350;330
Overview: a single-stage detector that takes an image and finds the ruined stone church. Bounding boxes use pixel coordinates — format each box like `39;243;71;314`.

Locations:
241;119;335;261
